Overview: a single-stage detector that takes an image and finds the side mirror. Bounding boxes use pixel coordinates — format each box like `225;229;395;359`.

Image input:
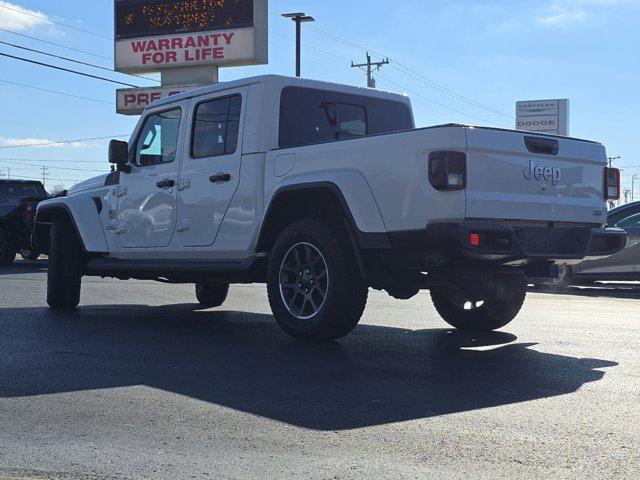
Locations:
109;139;129;166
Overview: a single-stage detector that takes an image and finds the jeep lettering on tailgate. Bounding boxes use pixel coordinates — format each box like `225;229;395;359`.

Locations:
523;160;562;185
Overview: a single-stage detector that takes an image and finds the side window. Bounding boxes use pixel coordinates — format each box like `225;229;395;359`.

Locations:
22;187;38;197
192;95;242;158
616;212;640;228
134;108;181;167
279;89;336;149
279;87;412;149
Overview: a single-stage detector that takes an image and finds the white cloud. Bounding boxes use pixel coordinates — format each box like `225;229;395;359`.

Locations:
0;1;50;31
537;0;640;27
538;7;587;26
0;137;90;148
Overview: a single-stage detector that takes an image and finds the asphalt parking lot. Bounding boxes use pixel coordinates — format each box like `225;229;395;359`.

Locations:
0;261;638;480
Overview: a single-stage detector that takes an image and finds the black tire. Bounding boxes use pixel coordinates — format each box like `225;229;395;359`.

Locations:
20;248;40;261
546;264;574;290
195;283;230;308
47;220;84;310
267;218;368;342
430;273;527;332
0;230;16;266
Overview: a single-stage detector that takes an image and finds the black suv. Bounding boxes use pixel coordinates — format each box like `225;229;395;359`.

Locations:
0;180;49;265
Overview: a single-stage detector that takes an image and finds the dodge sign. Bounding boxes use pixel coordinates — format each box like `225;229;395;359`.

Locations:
516;99;569;136
114;0;268;73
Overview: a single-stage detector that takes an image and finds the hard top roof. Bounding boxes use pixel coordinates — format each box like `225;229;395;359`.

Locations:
149;74;410;110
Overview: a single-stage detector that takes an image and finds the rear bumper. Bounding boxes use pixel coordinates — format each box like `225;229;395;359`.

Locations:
389;223;626;264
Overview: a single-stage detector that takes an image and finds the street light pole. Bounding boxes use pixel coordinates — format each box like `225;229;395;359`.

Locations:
608;155;621;168
282;12;315;77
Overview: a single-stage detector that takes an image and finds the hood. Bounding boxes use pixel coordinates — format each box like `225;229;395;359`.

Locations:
67;174;109;195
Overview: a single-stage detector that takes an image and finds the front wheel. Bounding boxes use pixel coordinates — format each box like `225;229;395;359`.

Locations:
20;248;40;261
430;273;527;332
267;219;368;342
195;283;229;308
47;220;84;310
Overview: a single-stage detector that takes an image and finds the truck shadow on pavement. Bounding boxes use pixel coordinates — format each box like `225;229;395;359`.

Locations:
0;260;48;276
0;304;617;431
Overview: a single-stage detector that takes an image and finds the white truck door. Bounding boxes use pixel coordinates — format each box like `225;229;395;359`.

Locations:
117;106;183;248
176;88;247;247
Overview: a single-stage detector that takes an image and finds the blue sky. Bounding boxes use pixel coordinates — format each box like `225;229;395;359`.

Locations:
0;0;639;197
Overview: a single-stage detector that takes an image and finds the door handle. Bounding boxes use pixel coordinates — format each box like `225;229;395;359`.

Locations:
156;179;175;189
209;173;231;183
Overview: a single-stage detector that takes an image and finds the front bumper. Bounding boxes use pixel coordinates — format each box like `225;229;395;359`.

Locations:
422;223;627;263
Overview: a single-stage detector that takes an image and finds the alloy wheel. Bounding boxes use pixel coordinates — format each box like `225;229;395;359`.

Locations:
279;242;329;320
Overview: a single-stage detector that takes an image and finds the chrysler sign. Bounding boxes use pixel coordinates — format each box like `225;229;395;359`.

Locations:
516;99;569;136
114;0;268;73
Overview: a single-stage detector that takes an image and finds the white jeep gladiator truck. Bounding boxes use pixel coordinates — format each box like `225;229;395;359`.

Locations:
35;75;626;341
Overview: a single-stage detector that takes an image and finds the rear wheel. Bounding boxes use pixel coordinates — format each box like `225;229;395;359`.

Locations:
267;219;368;342
430;273;527;332
47;220;84;310
0;230;16;266
195;283;229;308
20;248;40;261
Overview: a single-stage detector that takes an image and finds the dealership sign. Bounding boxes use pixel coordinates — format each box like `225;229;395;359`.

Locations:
116;86;191;115
114;0;268;73
516;99;569;136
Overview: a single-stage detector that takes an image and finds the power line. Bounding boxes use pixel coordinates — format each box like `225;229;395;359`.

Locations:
0;159;105;172
270;9;515;121
0;156;105;164
0;135;129;150
375;73;508;127
8;173;80;182
0;78;112;104
0;40;159;83
270;20;500;125
0;3;111;40
309;23;514;119
0;52;140;87
0;27;112;61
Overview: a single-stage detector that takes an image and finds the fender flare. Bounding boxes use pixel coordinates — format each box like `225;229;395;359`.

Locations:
35;197;108;253
258;176;391;252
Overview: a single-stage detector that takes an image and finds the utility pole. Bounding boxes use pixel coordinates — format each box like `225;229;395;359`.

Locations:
633;175;639;202
282;12;315;77
351;52;390;88
608;155;621;168
624;189;631;204
41;166;49;187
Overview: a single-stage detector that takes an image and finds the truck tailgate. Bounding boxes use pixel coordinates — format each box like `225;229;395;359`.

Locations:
464;128;607;225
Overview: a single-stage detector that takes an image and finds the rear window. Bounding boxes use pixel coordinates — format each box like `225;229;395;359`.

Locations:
279;87;413;149
0;184;45;202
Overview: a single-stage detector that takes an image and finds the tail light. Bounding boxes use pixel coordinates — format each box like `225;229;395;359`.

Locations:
429;151;466;190
21;200;36;223
604;167;620;200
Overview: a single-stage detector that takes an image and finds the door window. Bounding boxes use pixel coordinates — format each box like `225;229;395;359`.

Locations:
134;108;181;167
616;212;640;228
191;95;242;158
